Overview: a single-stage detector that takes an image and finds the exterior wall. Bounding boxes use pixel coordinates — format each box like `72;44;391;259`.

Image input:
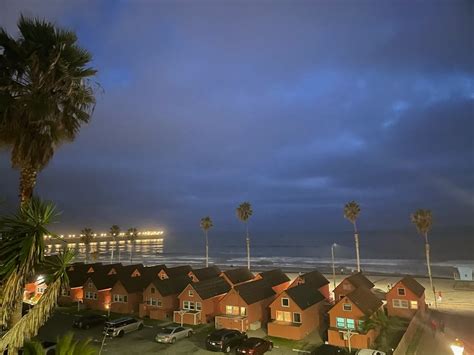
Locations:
174;284;209;325
333;280;357;301
268;291;323;340
319;284;330;300
58;287;84;305
82;280;110;311
139;284;179;320
272;281;291;295
327;296;380;350
386;281;426;319
110;281;141;314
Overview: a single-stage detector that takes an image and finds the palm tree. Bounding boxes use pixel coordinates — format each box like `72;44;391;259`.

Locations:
344;201;361;272
23;332;98;355
200;217;213;267
0;197;59;330
109;225;120;263
0;198;76;351
361;310;403;352
80;228;94;262
0;16;98;207
411;209;437;308
127;228;138;263
236;202;253;270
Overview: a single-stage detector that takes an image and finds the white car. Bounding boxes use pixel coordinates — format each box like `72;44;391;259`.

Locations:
356;350;386;355
155;326;193;344
103;317;144;337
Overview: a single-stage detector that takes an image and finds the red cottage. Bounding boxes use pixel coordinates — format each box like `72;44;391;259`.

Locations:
333;272;374;301
290;270;331;300
386;276;426;319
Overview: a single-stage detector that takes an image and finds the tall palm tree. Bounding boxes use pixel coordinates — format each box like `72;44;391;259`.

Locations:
236;202;253;270
411;209;437;308
0;197;59;329
344;201;361;272
23;332;98;355
80;228;94;262
200;217;213;267
127;227;138;263
361;310;403;352
0;16;98;207
109;225;120;263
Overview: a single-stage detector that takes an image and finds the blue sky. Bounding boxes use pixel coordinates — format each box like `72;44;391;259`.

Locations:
0;1;473;251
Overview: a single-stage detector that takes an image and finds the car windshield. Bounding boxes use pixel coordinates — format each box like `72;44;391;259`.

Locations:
161;327;174;334
209;330;229;340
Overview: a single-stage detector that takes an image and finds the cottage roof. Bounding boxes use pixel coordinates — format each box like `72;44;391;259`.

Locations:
150;275;192;296
118;264;144;278
89;272;118;291
345;272;374;289
258;269;290;287
141;264;167;279
192;266;221;281
165;265;193;278
223;267;254;284
68;270;90;288
345;287;382;316
398;276;425;297
285;283;325;310
192;277;231;300
298;270;329;288
234;279;276;305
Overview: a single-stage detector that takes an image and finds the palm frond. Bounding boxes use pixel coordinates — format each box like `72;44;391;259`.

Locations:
236;202;253;222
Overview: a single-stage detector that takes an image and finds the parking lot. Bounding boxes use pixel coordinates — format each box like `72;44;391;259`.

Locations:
37;308;322;354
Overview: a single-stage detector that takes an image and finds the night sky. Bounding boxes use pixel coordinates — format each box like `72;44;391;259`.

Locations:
0;1;473;255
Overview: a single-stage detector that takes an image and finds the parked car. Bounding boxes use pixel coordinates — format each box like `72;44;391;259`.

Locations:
235;337;273;354
206;328;248;353
103;317;144;338
155;326;193;344
356;350;386;355
73;314;107;329
312;344;351;355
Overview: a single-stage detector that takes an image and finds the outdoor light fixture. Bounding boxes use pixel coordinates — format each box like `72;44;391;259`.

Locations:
450;338;464;355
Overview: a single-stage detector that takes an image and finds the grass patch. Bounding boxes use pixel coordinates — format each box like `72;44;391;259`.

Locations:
265;336;312;351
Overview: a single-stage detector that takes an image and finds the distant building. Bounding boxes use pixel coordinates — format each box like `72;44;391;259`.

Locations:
386;276;425;319
333;272;374;301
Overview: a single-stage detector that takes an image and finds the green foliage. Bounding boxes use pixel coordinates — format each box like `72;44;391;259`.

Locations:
200;216;213;232
127;227;138;241
236;202;253;223
343;200;360;225
362;310;405;353
411;209;433;237
23;332;98;355
0;15;98;172
80;228;94;245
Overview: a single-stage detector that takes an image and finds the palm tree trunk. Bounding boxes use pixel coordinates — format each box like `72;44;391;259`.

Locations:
425;233;437;308
130;241;134;263
205;231;209;268
19;166;37;208
110;244;114;263
354;222;360;272
246;223;250;270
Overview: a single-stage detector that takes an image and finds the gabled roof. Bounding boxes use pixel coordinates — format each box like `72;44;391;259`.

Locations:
192;266;221;281
345;287;382;316
150;275;192;297
285;284;325;310
118;264;144;278
89;272;118;291
345;272;374;289
119;275;149;293
398;276;425;297
298;270;329;289
191;277;231;300
258;269;290;287
234;279;276;305
68;270;90;288
223;267;254;284
142;264;167;279
166;265;193;278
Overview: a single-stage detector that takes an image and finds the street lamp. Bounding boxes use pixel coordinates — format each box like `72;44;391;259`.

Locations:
331;243;337;290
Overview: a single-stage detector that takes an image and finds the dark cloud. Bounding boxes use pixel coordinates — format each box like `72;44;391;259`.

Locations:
1;0;473;253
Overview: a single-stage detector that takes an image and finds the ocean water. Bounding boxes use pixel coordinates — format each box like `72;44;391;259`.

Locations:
45;239;473;279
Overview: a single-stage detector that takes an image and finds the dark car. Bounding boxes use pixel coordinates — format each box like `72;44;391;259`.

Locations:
206;329;248;353
235;337;273;355
312;344;351;355
73;314;107;329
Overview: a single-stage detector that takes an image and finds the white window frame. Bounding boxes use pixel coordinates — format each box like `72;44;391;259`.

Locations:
113;294;128;303
281;298;290;307
397;288;406;296
196;302;202;311
343;303;352;311
188;290;194;297
293;312;302;324
393;299;409;309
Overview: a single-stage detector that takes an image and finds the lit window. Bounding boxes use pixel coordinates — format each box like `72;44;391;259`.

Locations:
346;319;355;330
410;301;418;309
240;307;247;316
343;303;352;311
293;313;301;323
393;299;409;308
336;317;346;329
397;288;406;296
225;305;233;315
281;298;290;307
276;311;291;322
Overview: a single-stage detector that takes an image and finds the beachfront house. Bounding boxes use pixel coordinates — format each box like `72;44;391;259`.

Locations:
255;269;291;294
215;279;276;331
174;277;231;325
221;267;255;287
157;265;193;280
327;287;383;350
289;270;331;300
386;276;426;319
139;275;192;320
333;272;374;301
267;283;326;340
188;266;222;282
82;273;117;311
